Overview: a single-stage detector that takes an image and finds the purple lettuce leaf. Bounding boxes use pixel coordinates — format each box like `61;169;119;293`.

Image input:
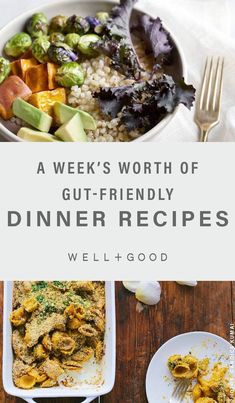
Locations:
109;0;138;38
94;37;142;79
94;80;145;118
132;14;172;70
92;0;142;79
94;75;195;131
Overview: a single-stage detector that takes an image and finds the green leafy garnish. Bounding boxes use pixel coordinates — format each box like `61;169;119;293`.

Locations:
44;304;57;313
36;295;45;303
52;281;66;289
32;281;48;292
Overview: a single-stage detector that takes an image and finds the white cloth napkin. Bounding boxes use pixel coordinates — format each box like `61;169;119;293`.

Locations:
137;0;235;142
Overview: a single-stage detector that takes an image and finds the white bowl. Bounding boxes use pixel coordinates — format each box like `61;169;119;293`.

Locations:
3;281;116;402
0;0;186;142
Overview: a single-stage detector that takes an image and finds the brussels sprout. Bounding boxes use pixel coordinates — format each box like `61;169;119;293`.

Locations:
65;15;90;35
96;11;109;23
64;33;80;50
85;16;103;34
77;34;100;56
55;62;84;87
26;13;48;38
50;32;65;43
4;32;32;58
49;15;67;33
48;42;78;65
0;57;10;84
32;36;50;63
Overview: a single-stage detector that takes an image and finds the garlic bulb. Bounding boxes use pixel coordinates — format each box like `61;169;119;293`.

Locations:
176;281;197;287
122;281;140;293
135;282;161;305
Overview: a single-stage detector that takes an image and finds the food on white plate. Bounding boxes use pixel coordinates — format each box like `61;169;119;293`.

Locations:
10;281;105;389
177;281;198;287
0;0;195;141
167;354;234;402
168;354;199;379
135;282;161;305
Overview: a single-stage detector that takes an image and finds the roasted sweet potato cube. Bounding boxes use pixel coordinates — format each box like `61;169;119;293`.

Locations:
25;64;48;93
11;58;38;81
0;76;32;120
47;63;59;90
28;88;66;116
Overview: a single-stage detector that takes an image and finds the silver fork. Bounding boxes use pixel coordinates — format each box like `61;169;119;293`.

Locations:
195;57;224;142
169;379;191;402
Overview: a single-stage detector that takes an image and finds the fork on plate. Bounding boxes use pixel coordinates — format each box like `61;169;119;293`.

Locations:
169;379;191;402
195;57;224;142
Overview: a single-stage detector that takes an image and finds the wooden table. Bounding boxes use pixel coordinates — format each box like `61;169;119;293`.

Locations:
0;282;234;403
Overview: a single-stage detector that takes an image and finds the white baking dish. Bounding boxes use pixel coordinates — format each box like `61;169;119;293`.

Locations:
3;281;116;403
0;0;186;142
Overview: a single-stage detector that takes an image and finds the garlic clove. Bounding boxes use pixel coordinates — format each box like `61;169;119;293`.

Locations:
176;281;197;287
122;281;140;293
135;281;161;305
136;301;145;313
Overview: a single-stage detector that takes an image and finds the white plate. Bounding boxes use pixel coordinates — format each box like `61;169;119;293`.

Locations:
146;331;234;403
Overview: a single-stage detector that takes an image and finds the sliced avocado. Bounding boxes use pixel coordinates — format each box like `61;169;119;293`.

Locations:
55;113;88;142
18;127;60;142
13;98;52;133
76;109;97;130
54;102;97;130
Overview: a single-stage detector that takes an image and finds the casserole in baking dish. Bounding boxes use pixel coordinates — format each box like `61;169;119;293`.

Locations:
3;281;116;403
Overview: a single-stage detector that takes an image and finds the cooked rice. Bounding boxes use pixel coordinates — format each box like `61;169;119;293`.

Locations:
67;38;153;142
